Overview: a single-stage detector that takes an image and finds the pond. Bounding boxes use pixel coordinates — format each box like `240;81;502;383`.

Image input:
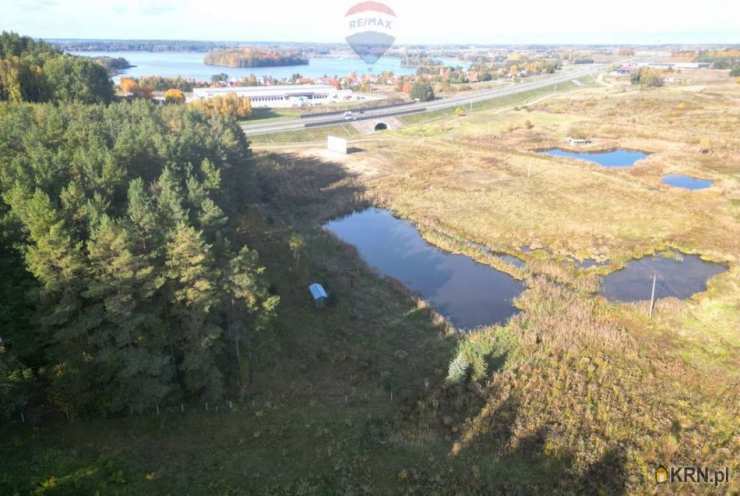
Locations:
324;208;524;330
575;258;609;269
662;175;713;191
601;253;726;302
542;148;649;168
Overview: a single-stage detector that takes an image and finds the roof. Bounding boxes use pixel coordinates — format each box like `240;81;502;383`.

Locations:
192;85;339;98
308;283;329;301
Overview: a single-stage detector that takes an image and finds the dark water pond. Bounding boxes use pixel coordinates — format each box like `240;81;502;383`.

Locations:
499;255;526;269
542;148;649;168
324;208;525;330
601;253;726;302
662;175;713;191
575;258;609;269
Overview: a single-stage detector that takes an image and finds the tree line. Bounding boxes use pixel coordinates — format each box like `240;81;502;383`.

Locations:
204;48;308;69
0;33;278;421
0;31;113;104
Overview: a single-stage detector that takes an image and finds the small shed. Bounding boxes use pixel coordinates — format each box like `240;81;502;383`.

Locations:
308;283;329;308
567;137;592;146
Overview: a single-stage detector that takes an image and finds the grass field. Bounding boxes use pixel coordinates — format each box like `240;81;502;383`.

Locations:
3;71;738;495
399;76;597;126
242;107;304;123
248;123;360;146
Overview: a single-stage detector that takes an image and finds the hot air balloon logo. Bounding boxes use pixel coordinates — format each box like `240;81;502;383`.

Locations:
344;1;397;65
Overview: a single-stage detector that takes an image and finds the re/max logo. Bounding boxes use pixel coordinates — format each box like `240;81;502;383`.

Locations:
349;18;393;30
658;466;730;487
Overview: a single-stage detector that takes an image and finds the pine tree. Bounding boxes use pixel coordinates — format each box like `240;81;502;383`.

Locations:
5;186;92;416
127;178;159;252
0;99;266;416
165;223;224;402
84;216;172;413
157;166;189;227
0;338;33;420
224;246;279;386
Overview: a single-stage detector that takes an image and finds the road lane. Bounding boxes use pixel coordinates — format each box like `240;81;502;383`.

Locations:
242;64;604;136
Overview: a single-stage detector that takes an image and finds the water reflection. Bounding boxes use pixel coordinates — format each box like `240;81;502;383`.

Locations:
542;148;649;168
601;253;726;302
325;208;524;329
662;175;713;191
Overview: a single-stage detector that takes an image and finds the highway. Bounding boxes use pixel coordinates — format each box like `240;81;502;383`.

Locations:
241;64;605;136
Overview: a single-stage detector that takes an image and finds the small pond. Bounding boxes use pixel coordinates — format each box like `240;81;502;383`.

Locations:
601;253;726;302
662;175;713;191
575;258;609;269
324;208;525;330
542;148;649;168
499;255;526;269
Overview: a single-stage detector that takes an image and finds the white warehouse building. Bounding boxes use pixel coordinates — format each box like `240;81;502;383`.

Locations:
189;85;367;108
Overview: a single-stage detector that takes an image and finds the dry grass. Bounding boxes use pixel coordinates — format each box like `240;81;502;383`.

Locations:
8;71;738;495
305;69;740;494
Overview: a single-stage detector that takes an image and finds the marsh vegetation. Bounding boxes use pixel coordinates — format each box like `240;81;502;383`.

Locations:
2;59;738;495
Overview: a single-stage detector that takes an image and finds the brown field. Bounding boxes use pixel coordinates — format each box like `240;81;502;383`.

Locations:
252;69;740;494
9;71;737;496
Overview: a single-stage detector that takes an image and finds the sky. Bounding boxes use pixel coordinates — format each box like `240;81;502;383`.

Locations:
2;0;739;45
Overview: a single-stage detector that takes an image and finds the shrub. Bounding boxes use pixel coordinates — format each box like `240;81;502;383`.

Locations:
410;82;434;102
631;68;664;88
164;88;185;104
190;92;252;119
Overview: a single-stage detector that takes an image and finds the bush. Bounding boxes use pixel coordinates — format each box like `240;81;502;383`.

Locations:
631;68;664;88
190;92;252;119
730;66;740;77
164;88;185;104
410;82;434;102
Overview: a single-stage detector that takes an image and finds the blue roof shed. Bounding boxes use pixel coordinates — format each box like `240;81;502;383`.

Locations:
308;283;329;307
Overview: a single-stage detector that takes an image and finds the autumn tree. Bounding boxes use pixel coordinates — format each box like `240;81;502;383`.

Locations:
631;68;665;88
0;32;113;104
119;77;139;95
164;88;185;104
190;93;252;119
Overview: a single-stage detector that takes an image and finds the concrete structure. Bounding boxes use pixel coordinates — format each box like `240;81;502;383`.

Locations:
636;62;710;71
190;85;367;108
351;116;402;134
327;136;348;155
567;137;592;146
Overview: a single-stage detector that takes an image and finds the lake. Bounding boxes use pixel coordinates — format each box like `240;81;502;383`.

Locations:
601;253;726;302
72;51;465;82
662;175;713;191
324;208;524;330
542;148;649;168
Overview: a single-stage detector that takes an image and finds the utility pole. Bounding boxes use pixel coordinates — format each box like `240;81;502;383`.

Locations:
649;272;657;318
